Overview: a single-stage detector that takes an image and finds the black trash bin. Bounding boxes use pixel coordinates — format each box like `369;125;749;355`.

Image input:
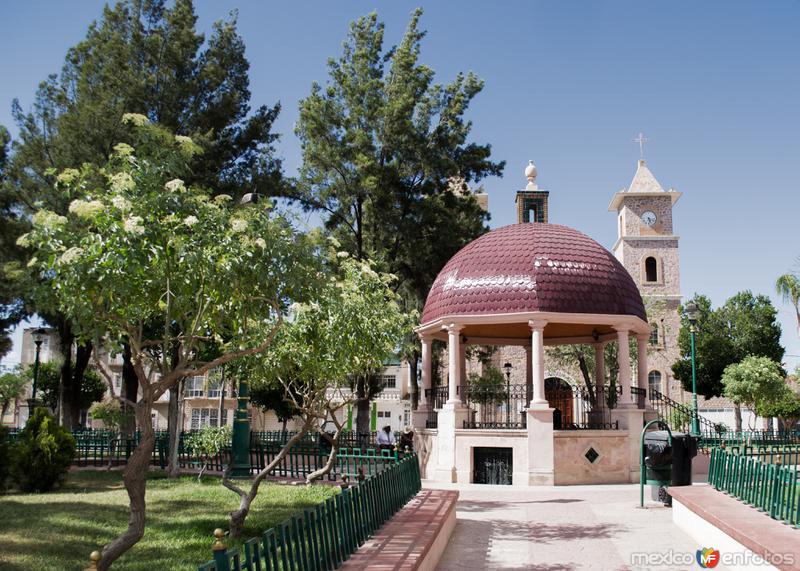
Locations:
671;433;698;487
643;430;672;505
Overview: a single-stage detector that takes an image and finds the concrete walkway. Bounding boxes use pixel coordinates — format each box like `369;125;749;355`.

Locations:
427;481;729;571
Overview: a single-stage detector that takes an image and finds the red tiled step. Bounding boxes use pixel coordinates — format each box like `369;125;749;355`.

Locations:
340;489;459;571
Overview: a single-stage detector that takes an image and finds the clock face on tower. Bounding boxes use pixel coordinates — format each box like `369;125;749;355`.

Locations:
642;211;657;227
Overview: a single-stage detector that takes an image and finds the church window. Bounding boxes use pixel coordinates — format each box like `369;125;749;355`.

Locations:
649;324;659;346
648;371;662;396
645;257;658;282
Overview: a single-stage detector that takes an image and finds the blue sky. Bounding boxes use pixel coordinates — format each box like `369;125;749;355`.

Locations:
1;1;799;369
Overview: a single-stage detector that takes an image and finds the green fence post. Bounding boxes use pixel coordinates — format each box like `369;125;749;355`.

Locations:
211;529;230;571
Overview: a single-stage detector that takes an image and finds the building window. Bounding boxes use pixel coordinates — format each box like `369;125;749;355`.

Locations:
649;323;659;346
113;374;122;390
190;408;227;429
645;257;658;282
381;375;397;389
648;371;662;395
185;376;205;398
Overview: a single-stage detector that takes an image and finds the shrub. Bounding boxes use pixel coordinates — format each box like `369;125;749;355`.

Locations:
11;408;76;492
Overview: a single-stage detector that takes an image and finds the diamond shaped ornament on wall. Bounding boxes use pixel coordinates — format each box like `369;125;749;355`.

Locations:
584;447;599;464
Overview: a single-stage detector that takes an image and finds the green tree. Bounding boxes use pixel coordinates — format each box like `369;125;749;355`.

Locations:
467;366;507;405
22;120;316;569
673;292;784;403
224;257;410;537
0;366;27;419
722;356;787;430
250;382;301;432
2;0;284;428
293;9;504;411
185;425;232;481
23;361;105;417
776;272;800;337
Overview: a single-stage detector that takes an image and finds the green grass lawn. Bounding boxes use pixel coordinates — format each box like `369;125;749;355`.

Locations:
0;470;338;570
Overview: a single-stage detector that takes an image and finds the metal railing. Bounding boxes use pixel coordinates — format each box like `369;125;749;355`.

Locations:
463;383;528;429
631;386;647;409
708;446;800;527
197;454;422;571
423;386;448;429
648;388;717;435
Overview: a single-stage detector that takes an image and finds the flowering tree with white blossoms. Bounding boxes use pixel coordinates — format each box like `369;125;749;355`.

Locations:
21;116;319;569
223;255;412;536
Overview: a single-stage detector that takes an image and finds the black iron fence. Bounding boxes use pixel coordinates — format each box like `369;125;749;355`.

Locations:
463;383;528;429
423;386;449;429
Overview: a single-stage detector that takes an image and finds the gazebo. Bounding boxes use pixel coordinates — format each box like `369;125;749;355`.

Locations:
414;222;653;485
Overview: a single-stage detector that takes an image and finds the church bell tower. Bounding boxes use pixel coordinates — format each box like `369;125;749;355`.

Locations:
609;157;684;399
516;160;549;223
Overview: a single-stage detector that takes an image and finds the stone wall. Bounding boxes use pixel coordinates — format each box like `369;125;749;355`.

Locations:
553;431;631;485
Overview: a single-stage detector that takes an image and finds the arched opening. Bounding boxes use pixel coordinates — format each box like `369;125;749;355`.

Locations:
545;377;574;429
645;256;658;282
649;323;659;345
648;370;662;396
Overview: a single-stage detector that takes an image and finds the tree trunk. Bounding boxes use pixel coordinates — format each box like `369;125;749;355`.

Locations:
409;350;419;410
355;381;371;437
734;404;742;432
166;380;183;478
96;399;155;571
121;344;139;437
223;424;312;538
57;319;74;428
69;342;93;429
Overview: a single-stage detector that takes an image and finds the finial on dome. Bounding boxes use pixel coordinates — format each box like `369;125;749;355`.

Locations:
524;160;538;190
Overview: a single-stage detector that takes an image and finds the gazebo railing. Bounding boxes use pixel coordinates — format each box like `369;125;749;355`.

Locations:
423;386;449;429
548;386;618;430
462;383;529;429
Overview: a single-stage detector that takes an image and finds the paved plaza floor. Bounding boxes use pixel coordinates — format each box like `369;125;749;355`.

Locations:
427;481;729;571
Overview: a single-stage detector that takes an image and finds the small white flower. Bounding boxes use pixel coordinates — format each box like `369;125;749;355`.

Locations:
32;210;68;229
121;113;150;126
59;246;84;265
68;199;105;219
113;143;134;157
16;233;30;248
111;196;132;212
254;237;267;249
175;135;193;145
214;194;232;204
183;215;199;227
231;219;248;233
175;134;202;157
123;216;145;235
56;168;80;186
110;172;135;193
164;179;185;193
27;256;38;268
336;251;349;259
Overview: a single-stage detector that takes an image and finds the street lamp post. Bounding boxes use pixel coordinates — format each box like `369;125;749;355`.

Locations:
685;302;701;436
27;328;47;423
503;362;512;426
228;191;263;477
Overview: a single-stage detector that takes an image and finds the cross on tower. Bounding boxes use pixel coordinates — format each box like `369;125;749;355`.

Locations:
633;132;650;159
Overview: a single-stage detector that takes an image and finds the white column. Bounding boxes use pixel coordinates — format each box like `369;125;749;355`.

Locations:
616;328;633;406
525;345;533;404
529;320;547;406
459;339;468;404
594;342;605;410
446;324;463;405
636;333;648;392
419;334;432;408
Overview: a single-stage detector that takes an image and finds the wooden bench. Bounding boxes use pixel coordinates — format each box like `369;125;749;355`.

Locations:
339;488;459;571
669;485;800;571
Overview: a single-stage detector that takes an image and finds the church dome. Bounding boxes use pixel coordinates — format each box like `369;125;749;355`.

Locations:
421;223;646;324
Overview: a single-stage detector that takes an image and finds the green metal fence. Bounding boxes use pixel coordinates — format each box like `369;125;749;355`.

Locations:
197;453;422;571
708;446;800;527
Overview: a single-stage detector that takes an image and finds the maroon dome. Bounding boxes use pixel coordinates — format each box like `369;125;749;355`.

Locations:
421;223;646;324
